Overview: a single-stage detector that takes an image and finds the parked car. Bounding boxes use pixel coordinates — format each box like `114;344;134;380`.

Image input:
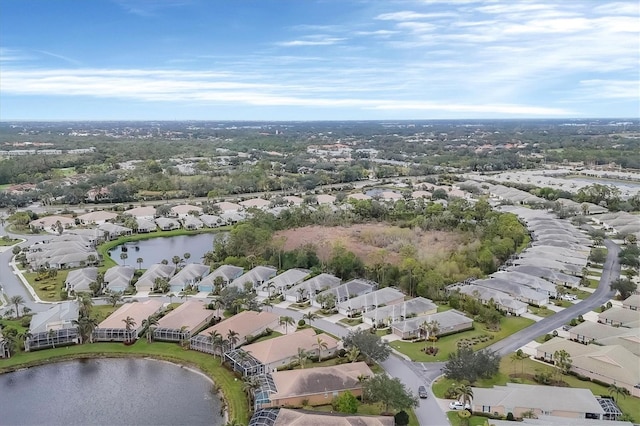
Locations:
418;385;428;399
449;401;470;410
560;294;577;301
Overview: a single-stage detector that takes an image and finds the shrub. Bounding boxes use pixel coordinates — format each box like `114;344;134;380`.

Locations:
506;412;515;421
394;410;410;426
298;319;306;326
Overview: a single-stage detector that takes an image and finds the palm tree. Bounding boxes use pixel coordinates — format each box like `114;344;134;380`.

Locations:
261;299;273;312
553;349;572;382
267;283;277;298
48;328;57;349
172;255;182;269
346;346;360;363
279;316;294;334
122;316;136;343
227;329;240;350
136;257;144;269
426;320;440;349
142;315;159;343
242;375;261;406
9;295;25;318
106;291;123;307
313;336;328;362
455;383;474;408
120;252;128;265
608;383;630;403
303;311;319;327
183;252;191;262
77;293;94;318
208;330;223;359
295;347;309;369
168;293;175;304
73;316;98;344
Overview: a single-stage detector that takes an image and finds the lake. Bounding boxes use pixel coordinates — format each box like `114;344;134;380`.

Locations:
0;358;224;425
108;233;227;269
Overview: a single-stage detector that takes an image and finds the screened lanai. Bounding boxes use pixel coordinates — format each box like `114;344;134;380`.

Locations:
224;349;265;376
92;328;136;342
25;328;79;351
248;409;279;426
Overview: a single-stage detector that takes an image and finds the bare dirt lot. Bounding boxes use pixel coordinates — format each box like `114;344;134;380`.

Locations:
274;223;465;265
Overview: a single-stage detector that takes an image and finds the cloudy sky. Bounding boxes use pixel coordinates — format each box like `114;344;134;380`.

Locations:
1;0;638;120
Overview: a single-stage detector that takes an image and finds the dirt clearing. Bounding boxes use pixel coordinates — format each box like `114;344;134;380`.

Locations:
274;223;465;265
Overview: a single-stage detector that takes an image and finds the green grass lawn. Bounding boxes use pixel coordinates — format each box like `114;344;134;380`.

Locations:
24;270;71;301
392;317;535;362
437;303;453;313
91;304;121;323
339;317;363;326
528;306;556;318
447;411;490;426
0;340;249;424
0;237;20;247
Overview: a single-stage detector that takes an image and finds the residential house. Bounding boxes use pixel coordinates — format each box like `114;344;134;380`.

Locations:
170;204;202;218
135;264;176;292
312;279;376;308
283;195;304;206
93;300;164;342
25;301;80;351
65;267;98;295
536;337;640;397
599;307;640;328
249;408;394;426
472;277;548;306
229;266;278;291
98;222;132;240
316;194;336;205
622;294;640;311
508;265;581;288
29;215;75;233
254;362;374;410
452;285;528;316
198;265;244;293
200;214;224;228
190;310;280;355
471;383;605;420
491;271;558;298
214;201;243;213
153;300;214;342
363;297;437;327
568;321;633;344
348;193;372;201
336;287;405;317
226;328;339;376
104;265;135;293
258;268;311;297
168;263;210;293
155;217;180;231
182;215;204;230
391;310;473;340
240;198;271;210
124;206;156;220
135;217;157;233
284;273;341;303
77;210;118;225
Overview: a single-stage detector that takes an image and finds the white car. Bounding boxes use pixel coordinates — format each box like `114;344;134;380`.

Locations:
449;401;470;410
560;294;577;301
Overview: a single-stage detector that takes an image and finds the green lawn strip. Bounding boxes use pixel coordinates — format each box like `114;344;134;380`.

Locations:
250;331;283;344
447;411;489;426
433;355;640;421
24;270;71;301
391;317;534;362
527;306;555;318
0;238;21;247
90;304;121;323
436;304;453;313
338;317;363;326
588;270;603;277
0;340;249;424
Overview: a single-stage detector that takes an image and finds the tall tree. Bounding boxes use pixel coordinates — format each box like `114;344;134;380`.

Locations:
9;295;25;318
313;336;329;362
279;316;294;334
343;328;391;363
227;329;239;350
122;316;136;343
363;374;418;414
295;347;309;369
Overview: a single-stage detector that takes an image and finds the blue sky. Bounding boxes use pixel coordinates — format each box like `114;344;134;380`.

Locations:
1;0;638;120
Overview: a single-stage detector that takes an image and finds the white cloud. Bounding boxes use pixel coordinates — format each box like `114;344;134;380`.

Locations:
375;11;435;21
277;37;345;47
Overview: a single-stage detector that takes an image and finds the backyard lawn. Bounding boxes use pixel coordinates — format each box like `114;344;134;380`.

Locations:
24;270;71;301
392;316;534;362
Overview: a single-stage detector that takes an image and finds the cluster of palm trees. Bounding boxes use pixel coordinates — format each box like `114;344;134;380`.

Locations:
72;293;99;344
207;329;241;360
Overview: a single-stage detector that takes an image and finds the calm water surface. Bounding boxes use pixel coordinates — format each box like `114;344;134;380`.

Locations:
109;233;227;269
0;358;223;426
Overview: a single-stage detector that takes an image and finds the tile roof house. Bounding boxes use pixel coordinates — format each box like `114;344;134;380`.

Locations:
599;307;640;328
135;217;157;233
312;279;376;308
25;301;80;351
452;284;528;316
622;294;640;311
250;408;394;426
93;300;164;342
29;215;75;232
336;287;405;317
199;214;224;228
182;215;204;230
170;204;202;218
240;198;271;210
154;299;214;342
191;310;280;355
316;194;337;205
198;264;244;293
104;265;135;293
227;328;339;375
471;383;605;420
124;206;156;220
155;217;181;231
98;222;132;239
77;210;118;225
168;263;210;292
215;201;243;212
255;362;374;409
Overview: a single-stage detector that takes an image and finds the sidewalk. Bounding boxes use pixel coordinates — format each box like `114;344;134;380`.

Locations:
9;259;55;304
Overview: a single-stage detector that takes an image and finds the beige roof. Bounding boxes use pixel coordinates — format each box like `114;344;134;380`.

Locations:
274;409;393;426
30;215;75;228
599;307;640;326
124;206;156;217
171;204;202;214
243;328;339;365
623;294;640;309
316;194;336;204
239;198;270;208
472;383;604;415
569;320;632;341
215;201;242;212
98;300;164;329
348;193;371;201
283;195;304;205
411;190;432;199
271;362;373;400
157;300;213;333
77;211;118;222
596;328;640;356
198;310;279;342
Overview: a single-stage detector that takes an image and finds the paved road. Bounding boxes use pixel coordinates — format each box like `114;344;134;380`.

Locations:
486;239;620;357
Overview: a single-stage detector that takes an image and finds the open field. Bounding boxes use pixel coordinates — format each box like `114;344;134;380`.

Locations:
274;224;465;265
